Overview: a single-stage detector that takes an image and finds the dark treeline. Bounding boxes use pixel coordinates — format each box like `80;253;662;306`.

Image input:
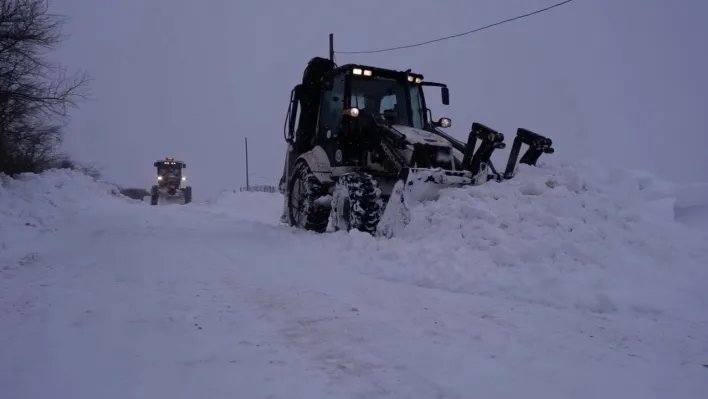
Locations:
0;0;97;177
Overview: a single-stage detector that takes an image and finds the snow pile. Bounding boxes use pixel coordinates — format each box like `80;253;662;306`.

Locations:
344;161;708;320
201;189;284;224
674;182;708;208
0;169;127;244
3;163;706;323
671;182;708;229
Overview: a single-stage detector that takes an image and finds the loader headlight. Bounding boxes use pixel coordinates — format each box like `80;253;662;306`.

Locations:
344;107;360;117
157;175;163;180
352;68;372;76
182;176;187;181
436;117;452;128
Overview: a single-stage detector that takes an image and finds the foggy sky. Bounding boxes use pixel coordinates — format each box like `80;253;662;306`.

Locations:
50;0;708;200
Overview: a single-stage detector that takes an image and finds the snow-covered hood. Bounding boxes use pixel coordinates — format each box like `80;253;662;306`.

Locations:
389;125;451;147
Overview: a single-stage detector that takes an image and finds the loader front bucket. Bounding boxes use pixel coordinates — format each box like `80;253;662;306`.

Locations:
376;167;481;238
374;123;555;238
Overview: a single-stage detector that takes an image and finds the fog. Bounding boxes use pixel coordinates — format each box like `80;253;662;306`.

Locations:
51;0;708;199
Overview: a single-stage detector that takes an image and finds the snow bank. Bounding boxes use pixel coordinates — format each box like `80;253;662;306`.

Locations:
0;169;128;250
201;189;284;224
342;161;708;320
3;163;706;323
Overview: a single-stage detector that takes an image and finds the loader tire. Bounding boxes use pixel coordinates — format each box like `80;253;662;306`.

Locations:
288;162;329;233
183;186;192;204
331;172;383;234
150;185;159;206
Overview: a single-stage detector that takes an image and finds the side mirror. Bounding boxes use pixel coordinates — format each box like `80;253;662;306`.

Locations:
182;163;186;168
153;162;159;167
441;87;450;105
435;117;452;128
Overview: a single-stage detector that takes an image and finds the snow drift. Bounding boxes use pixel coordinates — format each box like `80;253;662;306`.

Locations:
0;169;128;254
0;169;128;225
340;161;708;321
2;162;707;324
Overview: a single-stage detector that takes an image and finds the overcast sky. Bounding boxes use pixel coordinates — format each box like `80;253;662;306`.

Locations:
49;0;708;199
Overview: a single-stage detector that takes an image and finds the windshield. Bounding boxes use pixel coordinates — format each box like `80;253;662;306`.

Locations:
349;77;425;129
158;164;181;176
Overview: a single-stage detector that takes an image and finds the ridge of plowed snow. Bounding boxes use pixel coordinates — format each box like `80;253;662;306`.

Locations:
196;161;708;322
3;164;706;323
339;162;708;320
0;170;130;252
0;169;127;222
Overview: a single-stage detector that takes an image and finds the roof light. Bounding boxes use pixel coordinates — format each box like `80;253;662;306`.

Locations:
363;69;372;76
415;77;422;84
352;68;363;75
407;75;414;82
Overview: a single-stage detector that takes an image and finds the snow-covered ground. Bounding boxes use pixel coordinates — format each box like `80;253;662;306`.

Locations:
1;163;707;398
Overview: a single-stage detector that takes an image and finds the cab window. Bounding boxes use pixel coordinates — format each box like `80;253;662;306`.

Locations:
318;73;345;136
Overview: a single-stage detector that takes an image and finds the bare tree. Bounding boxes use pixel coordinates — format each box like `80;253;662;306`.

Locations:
0;0;91;176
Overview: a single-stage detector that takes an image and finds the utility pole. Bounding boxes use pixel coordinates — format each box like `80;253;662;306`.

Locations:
329;33;334;62
244;137;250;190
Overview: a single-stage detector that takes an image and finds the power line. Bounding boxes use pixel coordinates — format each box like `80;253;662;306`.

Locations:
334;0;576;55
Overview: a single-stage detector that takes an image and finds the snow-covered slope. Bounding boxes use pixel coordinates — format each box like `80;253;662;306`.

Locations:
0;169;126;225
1;163;707;399
346;162;708;320
0;169;131;256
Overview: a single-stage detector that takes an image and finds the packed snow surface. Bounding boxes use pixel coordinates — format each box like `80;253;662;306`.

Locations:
1;163;707;399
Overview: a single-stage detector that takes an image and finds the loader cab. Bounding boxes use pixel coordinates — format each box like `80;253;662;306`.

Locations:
305;64;453;167
286;59;451;148
346;68;426;129
154;159;185;185
319;65;451;135
285;59;452;170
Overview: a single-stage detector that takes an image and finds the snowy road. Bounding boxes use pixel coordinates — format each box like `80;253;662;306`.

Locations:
1;167;707;398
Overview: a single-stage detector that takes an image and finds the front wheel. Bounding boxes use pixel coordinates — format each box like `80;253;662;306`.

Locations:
150;185;159;206
182;186;192;204
330;172;383;234
287;162;329;233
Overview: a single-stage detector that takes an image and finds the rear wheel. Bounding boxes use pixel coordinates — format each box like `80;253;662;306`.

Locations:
288;162;329;233
331;172;383;234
